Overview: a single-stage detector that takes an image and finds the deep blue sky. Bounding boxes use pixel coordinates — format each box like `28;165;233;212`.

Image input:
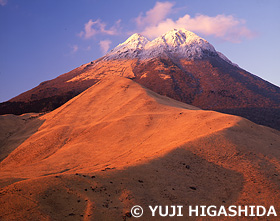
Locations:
0;0;279;102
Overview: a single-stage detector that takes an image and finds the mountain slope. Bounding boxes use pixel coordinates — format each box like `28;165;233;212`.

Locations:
0;76;280;220
0;28;279;130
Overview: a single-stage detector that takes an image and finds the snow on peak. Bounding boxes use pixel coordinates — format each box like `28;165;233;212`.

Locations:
105;28;217;60
160;28;209;48
106;33;148;59
120;33;149;49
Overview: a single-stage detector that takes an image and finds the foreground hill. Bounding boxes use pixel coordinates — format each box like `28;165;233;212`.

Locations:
0;76;279;220
1;29;279;131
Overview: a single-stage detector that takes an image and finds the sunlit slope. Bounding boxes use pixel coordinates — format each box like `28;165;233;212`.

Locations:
0;76;279;220
1;76;235;176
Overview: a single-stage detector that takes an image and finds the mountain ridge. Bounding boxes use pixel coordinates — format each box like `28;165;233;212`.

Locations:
1;76;280;220
0;28;279;130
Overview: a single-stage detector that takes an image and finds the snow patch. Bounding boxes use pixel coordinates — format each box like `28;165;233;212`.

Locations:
105;28;217;60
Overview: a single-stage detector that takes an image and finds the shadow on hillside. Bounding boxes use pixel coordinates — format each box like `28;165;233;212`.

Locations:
0;93;80;115
216;107;280;131
0;115;45;163
0;148;244;220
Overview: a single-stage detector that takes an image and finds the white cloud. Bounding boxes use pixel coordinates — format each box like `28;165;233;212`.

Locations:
79;19;120;39
99;40;112;54
0;0;7;6
136;1;174;27
136;2;255;43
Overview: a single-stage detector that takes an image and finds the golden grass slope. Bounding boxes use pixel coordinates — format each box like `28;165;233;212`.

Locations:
0;76;280;220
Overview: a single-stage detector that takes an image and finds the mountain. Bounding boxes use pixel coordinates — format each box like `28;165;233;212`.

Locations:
105;29;217;60
1;76;280;220
0;28;279;130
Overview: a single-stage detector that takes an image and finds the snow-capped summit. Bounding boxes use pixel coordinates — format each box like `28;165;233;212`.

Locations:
105;33;149;60
162;28;207;46
111;33;149;53
148;28;215;51
105;28;218;60
122;33;149;48
142;28;217;59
